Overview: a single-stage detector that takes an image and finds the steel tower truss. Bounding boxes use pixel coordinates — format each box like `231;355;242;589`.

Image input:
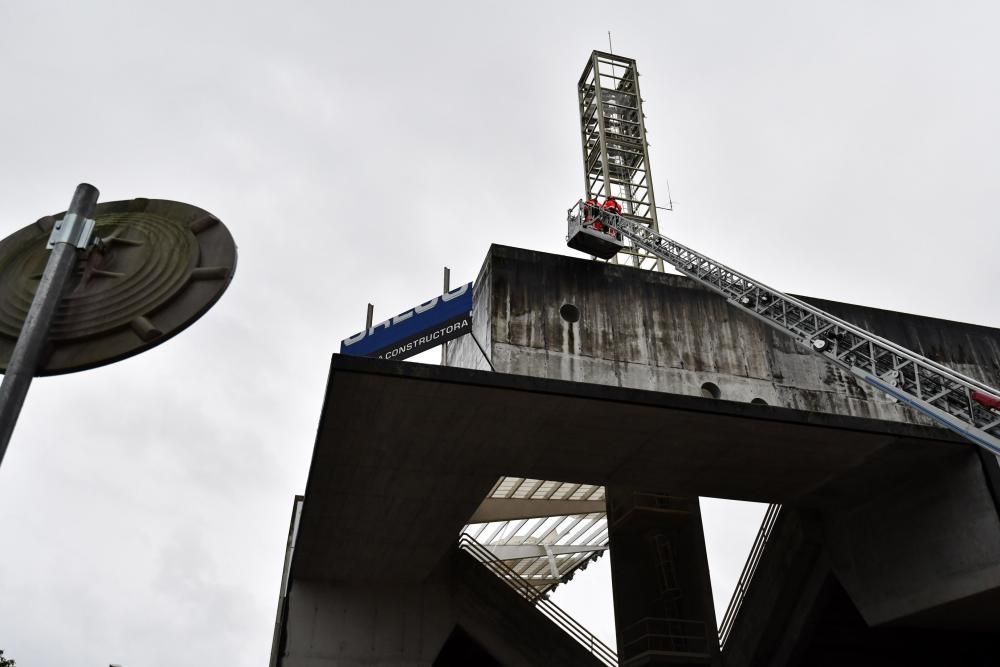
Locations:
578;51;664;271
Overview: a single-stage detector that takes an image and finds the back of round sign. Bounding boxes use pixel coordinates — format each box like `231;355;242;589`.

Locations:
0;198;237;376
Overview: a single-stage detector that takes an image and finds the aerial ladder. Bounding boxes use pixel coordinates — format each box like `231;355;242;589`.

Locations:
566;203;1000;457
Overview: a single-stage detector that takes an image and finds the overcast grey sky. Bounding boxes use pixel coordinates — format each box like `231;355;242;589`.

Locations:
2;1;1000;664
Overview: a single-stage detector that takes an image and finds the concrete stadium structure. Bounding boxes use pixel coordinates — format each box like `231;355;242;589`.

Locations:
271;245;1000;666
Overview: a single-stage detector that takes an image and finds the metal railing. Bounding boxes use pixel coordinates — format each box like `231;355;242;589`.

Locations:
717;503;781;647
459;533;618;666
622;616;710;660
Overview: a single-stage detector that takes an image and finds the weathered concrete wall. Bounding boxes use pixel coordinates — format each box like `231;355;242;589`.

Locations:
457;245;1000;428
278;550;607;667
281;579;454;667
444;254;492;372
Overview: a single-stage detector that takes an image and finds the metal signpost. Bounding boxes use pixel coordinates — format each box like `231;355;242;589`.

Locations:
0;184;237;470
0;184;99;464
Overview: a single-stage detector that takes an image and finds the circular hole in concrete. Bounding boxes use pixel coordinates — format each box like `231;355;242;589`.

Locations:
560;303;580;323
701;382;721;399
751;398;768;406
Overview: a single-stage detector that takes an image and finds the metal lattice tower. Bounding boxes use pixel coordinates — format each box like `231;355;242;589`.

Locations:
578;50;664;271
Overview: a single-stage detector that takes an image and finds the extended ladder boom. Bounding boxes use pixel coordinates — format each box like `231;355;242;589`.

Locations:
569;201;1000;456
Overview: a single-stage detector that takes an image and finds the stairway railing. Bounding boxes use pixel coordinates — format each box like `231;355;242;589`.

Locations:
717;503;781;648
459;533;618;667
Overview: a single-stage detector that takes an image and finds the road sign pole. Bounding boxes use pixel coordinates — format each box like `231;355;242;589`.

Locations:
0;183;99;469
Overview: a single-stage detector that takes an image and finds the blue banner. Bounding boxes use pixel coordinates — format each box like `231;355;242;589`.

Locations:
339;282;473;360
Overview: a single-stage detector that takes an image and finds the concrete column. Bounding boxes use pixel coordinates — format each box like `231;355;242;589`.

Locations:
607;488;722;666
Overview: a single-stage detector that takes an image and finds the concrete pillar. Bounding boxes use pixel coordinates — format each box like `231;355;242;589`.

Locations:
607;489;722;666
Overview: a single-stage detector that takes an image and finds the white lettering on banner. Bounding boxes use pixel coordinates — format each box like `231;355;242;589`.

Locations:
342;306;419;346
413;298;438;314
392;309;413;325
441;283;469;302
378;318;470;360
341;329;367;347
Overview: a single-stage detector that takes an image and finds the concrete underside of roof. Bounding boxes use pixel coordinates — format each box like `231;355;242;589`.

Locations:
724;509;1000;667
295;354;957;581
286;354;1000;641
280;547;608;667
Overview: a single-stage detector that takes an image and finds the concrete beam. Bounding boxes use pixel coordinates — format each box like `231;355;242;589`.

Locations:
469;497;606;522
